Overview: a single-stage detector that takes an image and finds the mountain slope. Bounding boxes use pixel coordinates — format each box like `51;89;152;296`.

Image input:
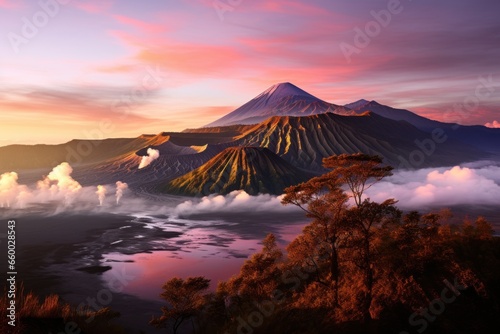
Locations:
0;135;169;173
345;100;447;131
235;112;485;171
346;100;500;153
164;147;312;196
73;141;234;189
206;82;352;127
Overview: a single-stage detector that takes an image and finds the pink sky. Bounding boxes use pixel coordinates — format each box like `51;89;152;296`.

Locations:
0;0;499;144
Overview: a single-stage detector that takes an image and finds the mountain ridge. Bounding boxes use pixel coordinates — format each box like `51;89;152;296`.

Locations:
235;112;485;171
164;146;313;196
345;100;500;153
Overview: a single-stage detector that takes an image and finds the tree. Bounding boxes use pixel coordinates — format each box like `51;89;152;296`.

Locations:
346;199;400;321
283;174;349;305
224;234;283;301
473;216;494;240
322;153;393;207
321;154;396;321
284;154;398;320
150;276;210;334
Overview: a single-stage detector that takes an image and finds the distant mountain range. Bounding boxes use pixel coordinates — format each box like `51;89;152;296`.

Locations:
1;82;499;196
345;99;500;153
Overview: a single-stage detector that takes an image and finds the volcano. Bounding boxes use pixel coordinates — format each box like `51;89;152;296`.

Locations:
164;147;312;196
206;82;352;127
235;112;485;171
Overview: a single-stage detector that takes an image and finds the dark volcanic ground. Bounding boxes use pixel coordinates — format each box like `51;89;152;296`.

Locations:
1;209;307;333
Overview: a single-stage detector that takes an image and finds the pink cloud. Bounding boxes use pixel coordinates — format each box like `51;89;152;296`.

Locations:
104;28;246;77
94;63;138;73
136;44;244;76
113;15;168;34
174;106;236;128
368;166;500;209
0;88;161;127
485;120;500;128
413;105;500;126
100;7;384;106
248;0;329;16
0;0;21;8
72;0;113;14
83;1;499;129
197;0;328;16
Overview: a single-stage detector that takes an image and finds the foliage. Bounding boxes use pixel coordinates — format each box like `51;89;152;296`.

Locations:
153;154;500;334
150;276;210;334
0;284;124;334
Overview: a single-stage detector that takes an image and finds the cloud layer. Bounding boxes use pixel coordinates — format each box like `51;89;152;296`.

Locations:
367;164;500;209
0;163;298;217
0;163;128;211
2;161;499;218
172;190;298;217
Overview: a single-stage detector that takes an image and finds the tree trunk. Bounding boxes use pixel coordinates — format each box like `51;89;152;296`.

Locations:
361;237;373;323
330;244;340;306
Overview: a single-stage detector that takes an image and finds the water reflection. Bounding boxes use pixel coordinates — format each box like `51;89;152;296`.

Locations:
101;221;306;301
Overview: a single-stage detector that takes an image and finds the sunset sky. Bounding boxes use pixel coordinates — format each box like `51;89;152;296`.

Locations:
0;0;499;145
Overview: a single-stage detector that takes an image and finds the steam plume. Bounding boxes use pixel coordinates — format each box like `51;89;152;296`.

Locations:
0;172;19;208
37;162;82;192
138;148;160;169
115;181;128;204
36;162;82;205
96;185;107;206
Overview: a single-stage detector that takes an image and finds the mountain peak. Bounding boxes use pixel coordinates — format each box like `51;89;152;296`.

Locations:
344;99;370;110
205;82;349;127
257;82;317;100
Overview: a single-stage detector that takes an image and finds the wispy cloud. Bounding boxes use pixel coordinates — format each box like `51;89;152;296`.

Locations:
0;86;159;122
71;0;114;14
1;0;499;144
113;14;168;34
0;0;21;9
0;86;165;144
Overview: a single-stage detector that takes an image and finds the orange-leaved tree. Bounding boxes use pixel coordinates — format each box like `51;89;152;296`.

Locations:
150;276;210;334
282;173;348;305
283;153;398;321
323;154;397;322
223;233;283;301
